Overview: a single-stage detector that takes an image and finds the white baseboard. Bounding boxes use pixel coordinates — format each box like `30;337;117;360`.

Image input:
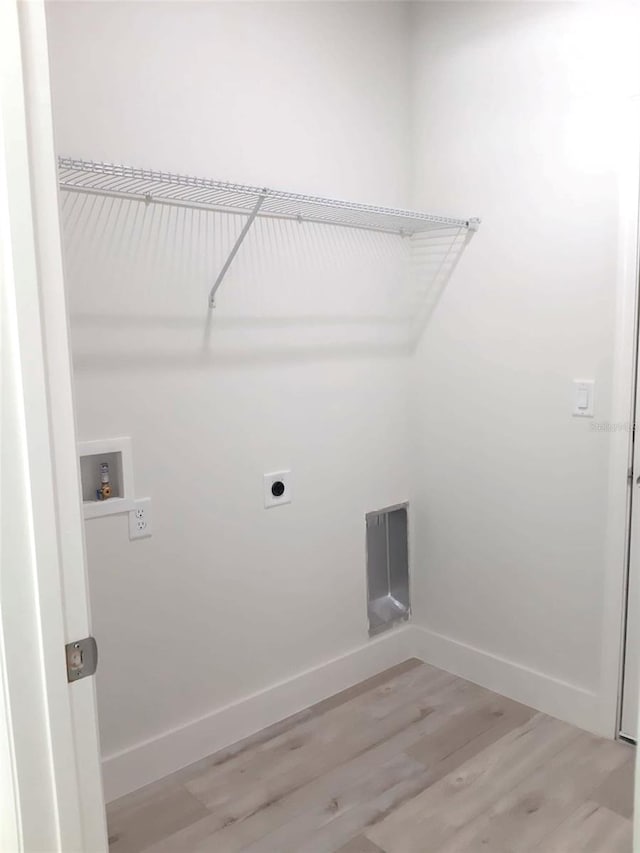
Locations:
103;622;605;802
411;626;603;736
102;625;415;802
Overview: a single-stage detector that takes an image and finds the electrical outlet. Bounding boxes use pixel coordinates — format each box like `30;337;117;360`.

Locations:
264;471;292;508
129;497;152;540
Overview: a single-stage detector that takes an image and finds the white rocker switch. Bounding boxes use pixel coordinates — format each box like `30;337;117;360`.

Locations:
573;380;594;418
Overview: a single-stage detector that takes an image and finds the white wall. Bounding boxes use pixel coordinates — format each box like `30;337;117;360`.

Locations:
45;0;415;794
409;1;638;733
46;0;639;798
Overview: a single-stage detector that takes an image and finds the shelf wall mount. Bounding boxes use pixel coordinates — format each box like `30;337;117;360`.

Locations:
209;192;266;307
57;157;480;308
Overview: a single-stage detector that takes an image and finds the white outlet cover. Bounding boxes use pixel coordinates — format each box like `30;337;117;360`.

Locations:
264;471;292;508
129;497;152;539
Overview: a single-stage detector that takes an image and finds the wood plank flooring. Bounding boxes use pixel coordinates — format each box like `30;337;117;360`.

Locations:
107;660;634;853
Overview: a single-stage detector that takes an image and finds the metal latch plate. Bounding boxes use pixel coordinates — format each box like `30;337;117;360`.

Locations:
65;636;98;682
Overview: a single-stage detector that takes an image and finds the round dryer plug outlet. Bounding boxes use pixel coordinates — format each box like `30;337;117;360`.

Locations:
264;471;292;508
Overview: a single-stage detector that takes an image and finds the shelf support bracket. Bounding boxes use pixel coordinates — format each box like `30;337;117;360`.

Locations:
209;193;266;307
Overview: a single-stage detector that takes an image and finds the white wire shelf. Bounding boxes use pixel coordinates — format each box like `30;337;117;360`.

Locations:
57;156;480;307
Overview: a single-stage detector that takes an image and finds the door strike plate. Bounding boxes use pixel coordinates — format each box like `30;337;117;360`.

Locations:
65;636;98;682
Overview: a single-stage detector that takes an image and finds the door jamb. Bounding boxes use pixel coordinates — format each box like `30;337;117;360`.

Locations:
606;95;640;741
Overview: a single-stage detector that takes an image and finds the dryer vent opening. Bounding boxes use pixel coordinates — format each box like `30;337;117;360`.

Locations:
366;504;410;636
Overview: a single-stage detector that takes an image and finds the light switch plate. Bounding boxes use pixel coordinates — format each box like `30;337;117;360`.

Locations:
572;379;594;418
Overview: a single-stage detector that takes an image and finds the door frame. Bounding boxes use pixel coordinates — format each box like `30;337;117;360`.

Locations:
0;1;106;850
608;94;640;741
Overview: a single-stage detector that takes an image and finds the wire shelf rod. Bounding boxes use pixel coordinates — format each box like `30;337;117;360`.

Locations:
58;183;443;236
59;179;470;234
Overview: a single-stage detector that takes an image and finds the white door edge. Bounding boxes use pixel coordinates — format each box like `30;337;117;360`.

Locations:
618;94;640;742
0;1;107;850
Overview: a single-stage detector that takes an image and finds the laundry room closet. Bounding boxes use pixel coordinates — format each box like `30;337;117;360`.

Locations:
42;3;638;849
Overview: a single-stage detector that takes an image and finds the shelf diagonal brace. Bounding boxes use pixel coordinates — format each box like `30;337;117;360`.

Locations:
209;193;267;307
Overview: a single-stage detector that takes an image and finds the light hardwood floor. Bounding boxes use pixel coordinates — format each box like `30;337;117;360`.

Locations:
106;660;635;852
